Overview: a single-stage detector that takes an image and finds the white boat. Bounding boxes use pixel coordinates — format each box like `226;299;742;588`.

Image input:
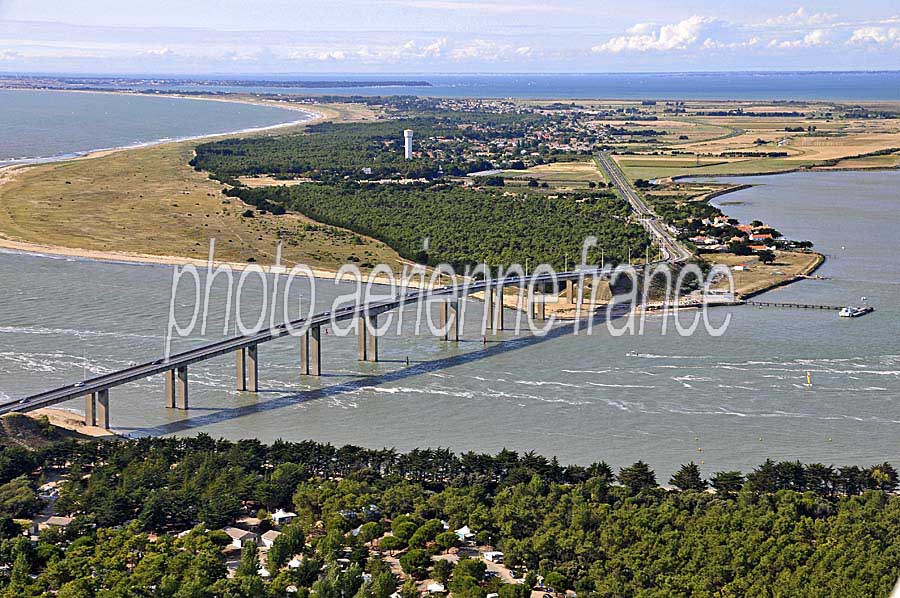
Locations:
839;305;874;318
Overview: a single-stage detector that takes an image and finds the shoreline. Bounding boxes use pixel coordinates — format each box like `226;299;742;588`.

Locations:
0;236;430;287
0;87;323;167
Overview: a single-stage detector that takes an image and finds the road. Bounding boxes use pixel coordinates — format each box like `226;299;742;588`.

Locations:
596;152;693;263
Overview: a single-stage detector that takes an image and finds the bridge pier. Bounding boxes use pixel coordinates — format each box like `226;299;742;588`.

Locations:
235;348;247;391
495;285;505;331
165;370;176;408
247;345;259;392
439;301;459;341
357;317;367;361
84;390;110;429
566;279;575;304
485;287;495;333
300;326;322;376
530;292;546;321
366;314;379;362
84;393;96;427
176;366;188;410
97;389;110;430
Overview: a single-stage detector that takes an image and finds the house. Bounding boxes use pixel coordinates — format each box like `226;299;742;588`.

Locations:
426;582;446;594
483;551;504;564
222;526;258;549
749;233;774;241
261;530;282;549
733;265;748;272
272;509;297;526
236;516;261;531
748;244;774;252
31;515;74;536
736;224;753;233
455;525;475;542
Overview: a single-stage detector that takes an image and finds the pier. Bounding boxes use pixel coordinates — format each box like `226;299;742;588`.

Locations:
746;300;843;311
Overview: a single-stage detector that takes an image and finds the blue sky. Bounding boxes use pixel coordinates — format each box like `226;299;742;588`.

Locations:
0;0;898;74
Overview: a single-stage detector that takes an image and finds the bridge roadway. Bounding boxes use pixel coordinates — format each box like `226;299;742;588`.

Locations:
0;267;633;421
596;152;693;264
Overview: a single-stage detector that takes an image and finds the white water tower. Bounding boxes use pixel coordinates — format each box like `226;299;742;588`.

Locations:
403;129;414;160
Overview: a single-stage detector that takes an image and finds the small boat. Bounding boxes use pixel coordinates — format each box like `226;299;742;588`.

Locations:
839;305;874;318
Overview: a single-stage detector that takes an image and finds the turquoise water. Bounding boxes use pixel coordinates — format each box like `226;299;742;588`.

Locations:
0;89;309;163
1;170;898;477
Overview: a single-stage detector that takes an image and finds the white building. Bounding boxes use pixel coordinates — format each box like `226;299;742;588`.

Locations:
261;529;282;549
222;526;258;549
272;509;297;526
403;129;414;160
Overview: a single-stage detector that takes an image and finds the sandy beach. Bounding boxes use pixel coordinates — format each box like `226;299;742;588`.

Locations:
28;407;121;438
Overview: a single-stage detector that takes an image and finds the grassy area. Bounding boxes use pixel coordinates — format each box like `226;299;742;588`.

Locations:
0;104;405;271
501;160;606;189
705;251;823;298
617;156;822;181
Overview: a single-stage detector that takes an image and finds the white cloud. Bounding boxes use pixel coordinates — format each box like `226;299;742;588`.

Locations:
848;26;900;46
592;16;718;53
764;7;836;27
0;48;21;61
772;29;832;48
140;47;176;57
702;37;759;50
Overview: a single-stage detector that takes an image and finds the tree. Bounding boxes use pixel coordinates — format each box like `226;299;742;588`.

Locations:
236;542;260;578
618;461;657;495
544;571;568;594
710;471;744;496
378;535;404;554
358;521;384;545
199;492;240;529
433;558;453;584
757;249;776;264
435;531;459;553
399;548;432;579
268;524;305;572
670;462;707;492
868;463;899;492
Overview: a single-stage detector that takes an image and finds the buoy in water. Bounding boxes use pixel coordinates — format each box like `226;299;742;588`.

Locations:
806;371;812;386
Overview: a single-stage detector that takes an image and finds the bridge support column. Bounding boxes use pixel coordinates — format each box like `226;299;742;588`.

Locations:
299;331;310;375
247;345;259;392
439;301;459;341
566;279;575;304
357;317;367;361
96;389;110;430
235;348;247;391
366;314;378;362
486;287;495;333
495;286;505;331
176;366;188;410
309;326;322;376
84;393;96;427
165;370;176;408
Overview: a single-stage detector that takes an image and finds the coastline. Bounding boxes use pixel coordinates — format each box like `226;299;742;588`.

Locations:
0;87;324;167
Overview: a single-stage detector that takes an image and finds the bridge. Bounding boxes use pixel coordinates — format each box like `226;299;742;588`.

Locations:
2;155;690;430
0;268;630;429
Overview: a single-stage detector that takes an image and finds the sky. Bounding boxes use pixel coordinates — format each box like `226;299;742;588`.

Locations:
0;0;898;74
